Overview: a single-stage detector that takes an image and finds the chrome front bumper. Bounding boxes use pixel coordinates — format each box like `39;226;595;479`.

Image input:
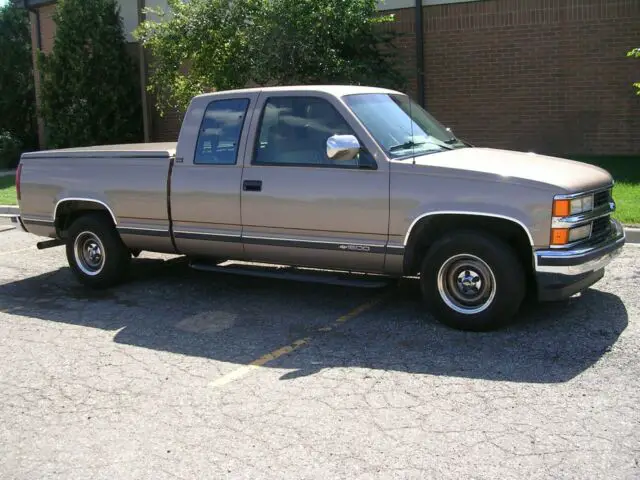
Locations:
535;219;625;276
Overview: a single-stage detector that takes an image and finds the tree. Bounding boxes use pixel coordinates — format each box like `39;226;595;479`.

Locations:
135;0;405;115
39;0;142;148
0;3;37;156
628;47;640;95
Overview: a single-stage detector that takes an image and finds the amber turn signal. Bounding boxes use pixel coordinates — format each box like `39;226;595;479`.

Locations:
551;228;569;245
552;199;570;217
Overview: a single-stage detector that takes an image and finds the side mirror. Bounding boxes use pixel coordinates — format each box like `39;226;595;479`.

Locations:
326;134;360;161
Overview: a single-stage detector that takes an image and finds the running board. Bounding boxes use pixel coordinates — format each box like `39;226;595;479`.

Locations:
189;261;391;289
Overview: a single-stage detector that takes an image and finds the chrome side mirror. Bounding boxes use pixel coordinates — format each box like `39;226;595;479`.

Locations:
326;134;360;161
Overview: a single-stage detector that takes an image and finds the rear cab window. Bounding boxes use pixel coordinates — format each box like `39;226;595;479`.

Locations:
194;98;250;165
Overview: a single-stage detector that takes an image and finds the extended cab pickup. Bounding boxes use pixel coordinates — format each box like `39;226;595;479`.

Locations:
8;85;626;331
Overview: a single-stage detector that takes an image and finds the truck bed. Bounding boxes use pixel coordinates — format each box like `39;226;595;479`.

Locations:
18;143;176;254
21;142;177;159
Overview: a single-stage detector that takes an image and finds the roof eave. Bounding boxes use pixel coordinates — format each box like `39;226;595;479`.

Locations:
18;0;57;9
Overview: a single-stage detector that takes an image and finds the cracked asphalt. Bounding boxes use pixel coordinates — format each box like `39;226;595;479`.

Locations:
0;228;639;479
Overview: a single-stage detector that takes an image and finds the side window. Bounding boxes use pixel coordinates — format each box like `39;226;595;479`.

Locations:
253;96;365;167
194;98;250;165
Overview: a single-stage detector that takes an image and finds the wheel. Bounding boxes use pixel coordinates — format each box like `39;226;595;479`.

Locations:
65;213;131;289
420;231;526;331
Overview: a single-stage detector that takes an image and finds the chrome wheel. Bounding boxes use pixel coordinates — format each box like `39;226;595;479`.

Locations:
436;254;496;315
73;231;106;276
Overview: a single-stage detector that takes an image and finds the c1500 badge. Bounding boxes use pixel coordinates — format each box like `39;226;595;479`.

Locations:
339;244;371;252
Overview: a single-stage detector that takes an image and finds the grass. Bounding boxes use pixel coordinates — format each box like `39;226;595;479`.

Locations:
0;176;16;206
0;156;636;224
568;156;640;226
610;182;640;226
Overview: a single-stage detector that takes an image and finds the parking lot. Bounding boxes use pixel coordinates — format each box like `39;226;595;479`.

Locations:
0;227;638;479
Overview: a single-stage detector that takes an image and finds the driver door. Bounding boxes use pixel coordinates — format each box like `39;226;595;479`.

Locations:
240;92;390;272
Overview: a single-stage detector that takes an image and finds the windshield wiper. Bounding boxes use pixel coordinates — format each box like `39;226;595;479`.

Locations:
389;141;426;152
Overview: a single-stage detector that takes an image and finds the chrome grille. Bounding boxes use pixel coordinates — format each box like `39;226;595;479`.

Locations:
551;185;615;249
591;216;611;240
593;188;611;209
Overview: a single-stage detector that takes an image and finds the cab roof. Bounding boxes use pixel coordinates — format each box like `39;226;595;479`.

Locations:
192;85;403;101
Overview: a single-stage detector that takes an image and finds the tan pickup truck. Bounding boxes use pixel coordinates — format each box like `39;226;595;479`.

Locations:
7;85;626;331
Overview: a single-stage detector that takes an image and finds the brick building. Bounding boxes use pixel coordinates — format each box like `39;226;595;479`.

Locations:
20;0;640;155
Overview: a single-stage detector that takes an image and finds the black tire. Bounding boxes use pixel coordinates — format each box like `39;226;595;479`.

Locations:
65;213;131;289
420;231;526;331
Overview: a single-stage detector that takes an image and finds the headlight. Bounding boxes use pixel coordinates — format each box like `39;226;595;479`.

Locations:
553;194;594;217
570;195;593;215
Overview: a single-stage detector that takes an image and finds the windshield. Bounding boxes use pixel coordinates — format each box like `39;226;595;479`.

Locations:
343;93;467;159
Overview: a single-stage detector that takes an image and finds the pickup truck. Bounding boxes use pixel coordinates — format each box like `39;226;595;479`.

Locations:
7;85;626;331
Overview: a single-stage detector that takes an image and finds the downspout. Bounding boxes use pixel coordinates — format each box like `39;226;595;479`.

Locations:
24;0;43;52
415;0;425;107
137;0;151;142
25;0;45;149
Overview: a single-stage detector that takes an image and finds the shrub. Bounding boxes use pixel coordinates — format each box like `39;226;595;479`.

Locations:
0;131;22;170
135;0;405;115
0;4;37;152
39;0;143;148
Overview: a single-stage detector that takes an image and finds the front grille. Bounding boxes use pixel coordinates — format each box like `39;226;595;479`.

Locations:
594;189;611;209
591;216;611;240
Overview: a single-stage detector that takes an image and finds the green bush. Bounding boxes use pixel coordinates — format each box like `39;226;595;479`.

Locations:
135;0;405;115
39;0;143;148
0;132;22;170
0;4;37;152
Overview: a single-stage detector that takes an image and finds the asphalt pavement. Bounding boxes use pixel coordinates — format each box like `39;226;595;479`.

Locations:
0;228;638;479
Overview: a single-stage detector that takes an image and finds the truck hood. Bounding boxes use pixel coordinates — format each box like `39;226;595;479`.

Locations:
410;147;613;193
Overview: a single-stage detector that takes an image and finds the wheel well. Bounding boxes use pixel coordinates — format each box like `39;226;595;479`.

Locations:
54;200;115;238
404;214;535;281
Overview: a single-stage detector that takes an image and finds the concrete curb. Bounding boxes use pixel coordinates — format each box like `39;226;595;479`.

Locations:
0;203;639;244
0;205;18;215
625;227;640;245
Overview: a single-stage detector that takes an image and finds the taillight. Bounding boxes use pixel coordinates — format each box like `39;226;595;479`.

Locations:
16;164;22;202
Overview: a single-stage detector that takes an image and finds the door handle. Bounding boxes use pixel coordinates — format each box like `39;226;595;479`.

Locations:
243;180;262;192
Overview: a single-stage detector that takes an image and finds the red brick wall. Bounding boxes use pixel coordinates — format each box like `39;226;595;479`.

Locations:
30;0;640;154
152;0;640;152
29;4;56;54
411;0;640;155
143;53;184;141
380;7;418;100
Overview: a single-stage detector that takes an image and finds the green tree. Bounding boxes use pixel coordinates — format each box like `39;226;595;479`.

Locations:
135;0;405;115
39;0;142;148
628;47;640;95
0;3;37;156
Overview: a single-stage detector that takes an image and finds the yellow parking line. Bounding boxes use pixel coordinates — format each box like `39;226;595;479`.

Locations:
209;294;390;388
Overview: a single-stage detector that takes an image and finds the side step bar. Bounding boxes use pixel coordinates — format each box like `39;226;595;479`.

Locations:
189;261;391;289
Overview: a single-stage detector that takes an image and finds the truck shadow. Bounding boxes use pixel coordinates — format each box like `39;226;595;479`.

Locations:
0;256;628;384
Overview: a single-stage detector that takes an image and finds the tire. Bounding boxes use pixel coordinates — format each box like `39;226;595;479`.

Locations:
420;231;526;331
65;213;131;289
